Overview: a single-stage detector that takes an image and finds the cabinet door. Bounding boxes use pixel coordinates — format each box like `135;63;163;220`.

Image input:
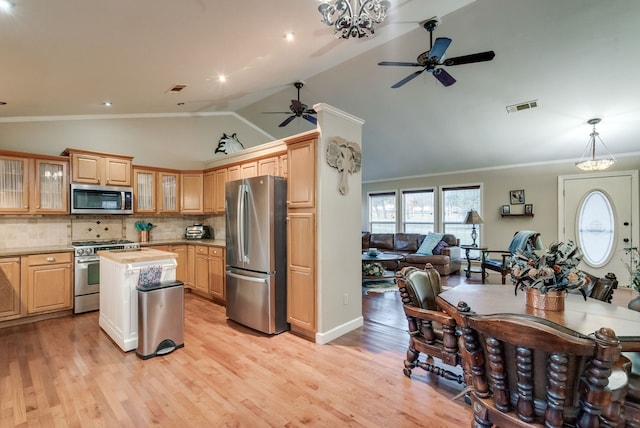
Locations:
0;155;30;213
32;159;69;214
227;165;241;182
279;154;288;178
186;245;195;289
240;161;257;179
181;173;204;213
194;246;209;294
287;139;316;208
104;157;132;186
157;171;180;213
258;157;278;176
214;168;228;213
71;153;102;184
287;212;316;331
203;171;215;213
25;256;72;314
170;245;187;284
133;168;157;213
209;247;225;301
0;257;21;320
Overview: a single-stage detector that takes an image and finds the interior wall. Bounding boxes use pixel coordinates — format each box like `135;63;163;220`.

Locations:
0;113;273;169
361;155;640;252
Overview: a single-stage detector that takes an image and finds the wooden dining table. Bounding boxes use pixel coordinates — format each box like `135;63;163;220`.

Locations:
436;283;640;352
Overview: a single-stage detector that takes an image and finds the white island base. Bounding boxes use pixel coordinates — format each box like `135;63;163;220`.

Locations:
99;248;177;352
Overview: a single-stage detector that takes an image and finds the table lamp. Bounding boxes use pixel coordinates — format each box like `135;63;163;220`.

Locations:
463;210;484;247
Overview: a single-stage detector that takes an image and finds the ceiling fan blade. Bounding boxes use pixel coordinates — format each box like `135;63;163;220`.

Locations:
429;37;452;62
279;115;296;127
443;50;495;66
303;114;317;125
391;68;427;88
378;61;422;67
432;68;456;87
305;108;317;115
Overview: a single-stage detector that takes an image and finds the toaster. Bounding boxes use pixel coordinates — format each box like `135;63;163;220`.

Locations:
185;224;212;240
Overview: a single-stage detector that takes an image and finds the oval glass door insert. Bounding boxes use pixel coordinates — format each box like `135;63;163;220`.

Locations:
577;190;615;267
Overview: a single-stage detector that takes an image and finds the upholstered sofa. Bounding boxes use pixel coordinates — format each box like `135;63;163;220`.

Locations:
362;232;461;276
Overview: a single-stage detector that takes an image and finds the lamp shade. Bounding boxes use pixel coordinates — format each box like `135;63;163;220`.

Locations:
464;210;484;225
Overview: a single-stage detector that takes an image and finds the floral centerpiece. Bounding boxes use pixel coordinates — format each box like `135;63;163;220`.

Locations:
624;247;640;292
509;240;589;300
362;262;385;277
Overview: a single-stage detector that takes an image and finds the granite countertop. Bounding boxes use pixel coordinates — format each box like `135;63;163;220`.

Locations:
0;239;225;258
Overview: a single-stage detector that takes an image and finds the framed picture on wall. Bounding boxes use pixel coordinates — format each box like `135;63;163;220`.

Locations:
501;205;511;215
525;204;534;215
510;189;525;205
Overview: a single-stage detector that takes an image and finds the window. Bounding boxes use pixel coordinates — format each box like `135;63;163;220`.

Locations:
442;185;481;246
368;192;396;232
578;190;615;267
402;189;434;234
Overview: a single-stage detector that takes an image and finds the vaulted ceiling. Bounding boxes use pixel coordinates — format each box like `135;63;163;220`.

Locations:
1;0;639;182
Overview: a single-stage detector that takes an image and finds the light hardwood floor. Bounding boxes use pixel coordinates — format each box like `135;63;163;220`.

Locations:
0;274;475;427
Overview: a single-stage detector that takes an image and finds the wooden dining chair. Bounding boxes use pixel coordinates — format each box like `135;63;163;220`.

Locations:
395;265;464;384
455;308;628;427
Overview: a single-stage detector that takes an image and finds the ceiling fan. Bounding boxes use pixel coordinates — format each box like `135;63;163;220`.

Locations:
378;18;495;88
263;82;317;127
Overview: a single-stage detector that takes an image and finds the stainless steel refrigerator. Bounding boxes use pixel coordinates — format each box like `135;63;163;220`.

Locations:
225;175;289;334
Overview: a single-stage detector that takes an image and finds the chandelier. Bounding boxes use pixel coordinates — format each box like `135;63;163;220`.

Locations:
575;118;616;171
318;0;391;39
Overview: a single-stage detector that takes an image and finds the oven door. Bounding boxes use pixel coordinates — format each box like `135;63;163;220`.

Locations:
74;256;100;313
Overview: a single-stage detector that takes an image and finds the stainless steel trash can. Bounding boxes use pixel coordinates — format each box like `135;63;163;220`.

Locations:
136;280;184;360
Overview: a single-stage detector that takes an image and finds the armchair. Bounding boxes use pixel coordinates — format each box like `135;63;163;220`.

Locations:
481;230;542;284
456;309;628;427
395;265;464;384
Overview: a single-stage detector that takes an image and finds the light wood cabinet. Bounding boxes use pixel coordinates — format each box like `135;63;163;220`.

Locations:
204;167;228;214
65;149;132;186
286;136;317;335
258;157;278;176
22;252;73;315
180;172;204;213
186;245;195;289
227;165;241;182
240;161;257;179
0;257;21;321
133;167;157;213
209;247;225;302
0;152;69;214
157;171;180;213
193;245;209;295
203;170;215;213
279;154;288;178
148;245;186;284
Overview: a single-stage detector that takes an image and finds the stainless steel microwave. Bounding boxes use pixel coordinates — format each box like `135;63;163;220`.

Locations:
70;183;133;214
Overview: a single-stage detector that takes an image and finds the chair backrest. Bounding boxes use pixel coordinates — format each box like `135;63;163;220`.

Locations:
588;272;618;303
458;310;624;427
508;230;543;254
396;265;442;311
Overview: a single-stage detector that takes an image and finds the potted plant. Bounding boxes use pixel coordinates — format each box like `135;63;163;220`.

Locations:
362;262;385;278
625;247;640;311
509;241;589;310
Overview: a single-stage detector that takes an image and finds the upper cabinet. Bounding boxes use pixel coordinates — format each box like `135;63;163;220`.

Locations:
157;170;180;214
287;139;316;208
204;168;227;214
133;167;157;213
63;149;133;187
0;151;69;214
180;172;204;214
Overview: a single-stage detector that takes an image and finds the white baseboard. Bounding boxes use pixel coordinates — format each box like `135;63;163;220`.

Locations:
315;316;364;345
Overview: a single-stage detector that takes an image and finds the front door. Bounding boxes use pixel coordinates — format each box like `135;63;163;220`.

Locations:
559;170;639;285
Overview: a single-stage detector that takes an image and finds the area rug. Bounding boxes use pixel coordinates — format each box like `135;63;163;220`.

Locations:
362;280;398;294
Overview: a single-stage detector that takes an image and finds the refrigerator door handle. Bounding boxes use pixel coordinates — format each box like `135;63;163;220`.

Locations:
236;184;249;263
227;271;268;284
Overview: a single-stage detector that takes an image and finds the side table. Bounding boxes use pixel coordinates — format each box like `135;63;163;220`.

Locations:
460;245;487;279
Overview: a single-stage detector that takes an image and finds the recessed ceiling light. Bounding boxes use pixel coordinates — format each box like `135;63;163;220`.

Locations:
284;32;295;42
218;75;226;83
0;1;15;12
103;101;112;107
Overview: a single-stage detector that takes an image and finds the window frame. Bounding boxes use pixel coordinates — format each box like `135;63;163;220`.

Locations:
367;190;398;233
401;187;436;234
440;184;483;247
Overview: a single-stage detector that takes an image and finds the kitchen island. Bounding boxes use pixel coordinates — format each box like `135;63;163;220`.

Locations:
99;248;178;352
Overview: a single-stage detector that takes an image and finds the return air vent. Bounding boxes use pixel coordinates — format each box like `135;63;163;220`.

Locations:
506;100;538;113
166;84;187;93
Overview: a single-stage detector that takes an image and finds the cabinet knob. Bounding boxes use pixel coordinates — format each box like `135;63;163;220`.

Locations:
24;206;28;209
47;257;55;262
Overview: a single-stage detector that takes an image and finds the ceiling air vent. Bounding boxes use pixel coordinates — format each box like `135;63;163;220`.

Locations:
506;99;538;113
166;84;187;93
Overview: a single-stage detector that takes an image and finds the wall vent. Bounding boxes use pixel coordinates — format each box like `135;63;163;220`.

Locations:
506;100;538;113
166;84;187;93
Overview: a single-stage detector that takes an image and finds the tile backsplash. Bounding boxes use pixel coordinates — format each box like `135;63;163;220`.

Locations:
0;215;225;250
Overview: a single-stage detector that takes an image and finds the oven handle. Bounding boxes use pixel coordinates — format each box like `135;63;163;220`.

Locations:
75;258;100;264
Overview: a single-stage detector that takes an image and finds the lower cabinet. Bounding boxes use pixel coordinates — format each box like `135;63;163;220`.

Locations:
194;245;210;295
22;252;73;315
209;247;225;302
0;257;21;321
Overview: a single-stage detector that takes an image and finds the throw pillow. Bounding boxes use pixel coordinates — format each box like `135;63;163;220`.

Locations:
432;240;449;255
416;233;444;255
